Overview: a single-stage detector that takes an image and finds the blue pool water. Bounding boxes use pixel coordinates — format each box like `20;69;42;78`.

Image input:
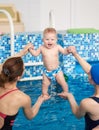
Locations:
13;76;94;130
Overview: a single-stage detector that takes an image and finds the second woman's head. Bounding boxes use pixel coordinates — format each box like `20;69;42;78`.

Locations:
90;63;99;85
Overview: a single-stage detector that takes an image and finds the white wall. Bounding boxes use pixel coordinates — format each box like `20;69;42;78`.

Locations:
40;0;71;31
71;0;99;29
0;0;99;32
0;0;41;32
0;0;71;31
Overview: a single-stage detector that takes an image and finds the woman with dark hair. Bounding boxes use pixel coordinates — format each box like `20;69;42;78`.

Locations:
0;56;50;130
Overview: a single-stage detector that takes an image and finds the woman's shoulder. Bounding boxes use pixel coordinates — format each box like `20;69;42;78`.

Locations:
81;97;94;103
13;89;30;103
80;97;97;111
17;89;30;98
15;89;31;106
80;97;94;108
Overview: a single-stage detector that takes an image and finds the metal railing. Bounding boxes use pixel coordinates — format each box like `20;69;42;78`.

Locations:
0;9;14;56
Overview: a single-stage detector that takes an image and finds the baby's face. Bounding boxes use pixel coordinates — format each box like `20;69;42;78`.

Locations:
43;33;57;49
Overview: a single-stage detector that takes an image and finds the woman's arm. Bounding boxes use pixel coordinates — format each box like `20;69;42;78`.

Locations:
23;95;50;120
58;92;86;119
15;43;33;57
73;53;91;74
68;46;91;74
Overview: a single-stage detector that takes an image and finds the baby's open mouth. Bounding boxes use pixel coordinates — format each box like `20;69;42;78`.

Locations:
48;44;52;47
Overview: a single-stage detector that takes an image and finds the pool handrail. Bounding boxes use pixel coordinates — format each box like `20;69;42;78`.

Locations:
49;10;55;28
20;62;43;81
0;9;14;56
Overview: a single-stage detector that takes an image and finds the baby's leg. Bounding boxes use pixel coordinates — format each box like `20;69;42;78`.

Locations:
42;74;51;96
56;71;68;92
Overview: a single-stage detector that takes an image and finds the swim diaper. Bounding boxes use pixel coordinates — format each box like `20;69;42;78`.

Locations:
90;63;99;85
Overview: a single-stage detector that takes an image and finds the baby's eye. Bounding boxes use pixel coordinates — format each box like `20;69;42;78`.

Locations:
51;39;54;41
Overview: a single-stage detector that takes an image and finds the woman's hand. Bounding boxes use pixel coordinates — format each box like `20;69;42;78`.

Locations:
38;94;50;103
57;92;73;100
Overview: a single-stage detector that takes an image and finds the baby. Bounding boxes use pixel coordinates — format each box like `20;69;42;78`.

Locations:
29;27;74;96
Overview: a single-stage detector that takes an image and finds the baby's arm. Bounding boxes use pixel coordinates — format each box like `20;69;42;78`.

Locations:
29;45;41;56
58;45;69;55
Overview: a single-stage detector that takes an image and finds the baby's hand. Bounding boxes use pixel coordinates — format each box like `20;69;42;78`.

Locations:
67;46;77;55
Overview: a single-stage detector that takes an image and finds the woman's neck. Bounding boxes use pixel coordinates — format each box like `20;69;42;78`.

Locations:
94;85;99;97
4;82;17;90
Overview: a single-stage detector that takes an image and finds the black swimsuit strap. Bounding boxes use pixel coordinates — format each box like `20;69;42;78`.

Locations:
89;96;99;103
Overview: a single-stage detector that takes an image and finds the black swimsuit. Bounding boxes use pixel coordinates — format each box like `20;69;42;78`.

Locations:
0;89;18;130
85;97;99;130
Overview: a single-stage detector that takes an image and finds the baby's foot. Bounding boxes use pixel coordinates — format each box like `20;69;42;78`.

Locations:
57;91;68;96
42;93;50;98
41;94;50;100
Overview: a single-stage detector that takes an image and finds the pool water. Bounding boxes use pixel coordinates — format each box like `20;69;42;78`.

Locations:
13;77;94;130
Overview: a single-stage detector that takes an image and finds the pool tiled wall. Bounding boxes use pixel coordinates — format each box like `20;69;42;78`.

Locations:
62;33;99;79
0;32;99;81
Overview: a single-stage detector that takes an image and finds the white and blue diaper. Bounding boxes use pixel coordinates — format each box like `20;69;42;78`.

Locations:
43;66;62;82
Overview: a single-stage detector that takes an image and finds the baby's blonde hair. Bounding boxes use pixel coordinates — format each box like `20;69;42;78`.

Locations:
43;27;57;36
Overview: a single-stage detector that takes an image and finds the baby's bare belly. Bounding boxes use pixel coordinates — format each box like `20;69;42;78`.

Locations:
44;64;59;71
